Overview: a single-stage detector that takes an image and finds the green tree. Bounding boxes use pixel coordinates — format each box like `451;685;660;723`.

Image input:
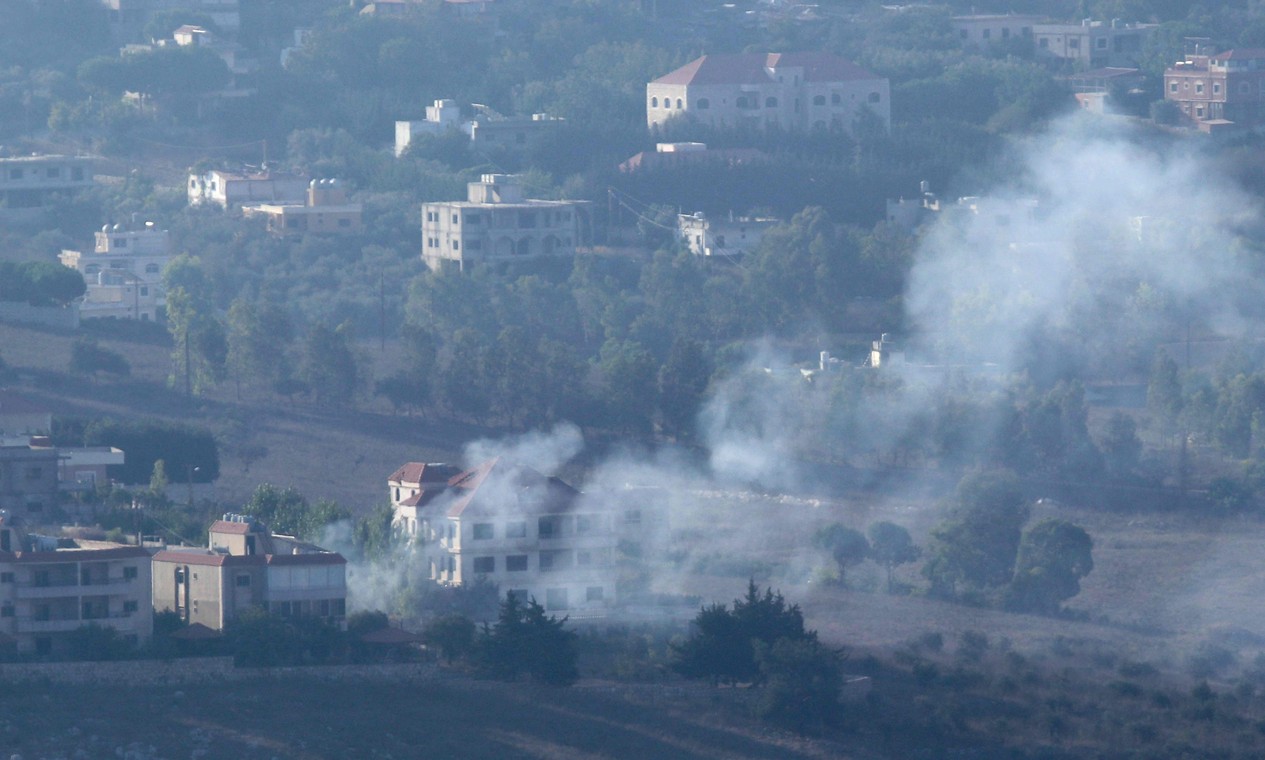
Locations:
226;298;293;399
475;594;578;686
1147;349;1183;444
673;581;817;685
867;521;919;593
148;459;169;504
423;613;477;663
69;338;130;378
299;323;359;407
754;637;845;733
658;337;711;440
814;524;870;586
1100;412;1142;480
1005;519;1094;614
598;339;658;435
925;470;1030;597
241;483;349;540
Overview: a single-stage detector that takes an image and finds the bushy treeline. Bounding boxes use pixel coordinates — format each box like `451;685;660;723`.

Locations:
0;261;84;306
54;417;220;484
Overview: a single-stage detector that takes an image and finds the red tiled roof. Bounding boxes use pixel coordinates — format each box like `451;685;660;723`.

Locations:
444;458;580;519
651;52;882;86
389;462;460;485
209;520;251;535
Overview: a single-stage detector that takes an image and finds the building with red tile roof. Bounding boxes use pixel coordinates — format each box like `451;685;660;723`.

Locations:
152;514;346;630
389;458;649;615
646;52;889;135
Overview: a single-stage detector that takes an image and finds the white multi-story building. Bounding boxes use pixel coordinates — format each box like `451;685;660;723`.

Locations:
0;154;94;209
389;458;647;614
0;512;153;657
395;100;564;157
152;515;347;630
59;220;171;321
646;52;890;135
421;174;587;271
188;169;308;209
677;211;779;257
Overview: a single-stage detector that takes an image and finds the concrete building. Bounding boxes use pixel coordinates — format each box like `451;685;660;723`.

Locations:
677;211;779;257
395;100;564;158
243;179;363;236
646;52;890;135
389;458;643;614
0;154;94;209
59;219;172;321
0;437;58;521
0;513;153;657
952;14;1043;51
152;515;347;630
1165;48;1265;131
188;169;308;209
1032;19;1156;70
421;174;588;271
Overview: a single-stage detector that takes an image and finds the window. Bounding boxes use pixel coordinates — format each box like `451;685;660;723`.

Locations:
675;99;683;109
540;550;569;572
1214;83;1221;94
624;509;642;525
123;601;138;614
517;211;537;228
508;589;529;604
868;92;881;103
1197;106;1205;117
506;554;528;572
145;263;160;274
452;213;459;223
236;574;251;587
0;604;11;618
72;167;84;181
506;521;527;538
451;240;459;250
0;573;12;583
1170;82;1178;93
1068;38;1080;49
546;588;568;611
538;516;562;538
333;599;346;617
982;29;990;40
472;523;494;540
1096;37;1107;49
651;97;658;107
765;96;778;108
586;586;604;602
1039;37;1048;48
1196;82;1204;94
813;95;826;106
697;98;709;109
123;566;138;581
736;96;749;109
473;556;495;574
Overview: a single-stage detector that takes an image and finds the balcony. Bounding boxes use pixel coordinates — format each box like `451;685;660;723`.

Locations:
15;577;134;599
16;611;135;634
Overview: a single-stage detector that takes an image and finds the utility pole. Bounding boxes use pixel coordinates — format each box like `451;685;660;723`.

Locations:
380;271;386;352
184;323;192;399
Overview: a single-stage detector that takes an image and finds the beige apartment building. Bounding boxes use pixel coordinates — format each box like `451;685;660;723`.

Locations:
152;515;347;630
0;513;152;657
243;179;363;236
1165;48;1265;130
389;458;648;614
421;174;587;271
646;52;890;136
0;154;93;208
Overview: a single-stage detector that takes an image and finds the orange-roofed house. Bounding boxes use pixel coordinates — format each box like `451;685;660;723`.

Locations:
152;514;346;630
646;52;890;136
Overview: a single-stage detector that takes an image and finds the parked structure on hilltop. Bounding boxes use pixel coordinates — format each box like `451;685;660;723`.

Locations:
421;174;589;271
243;179;363;236
0;512;152;657
152;515;347;630
59;219;172;321
389;458;650;614
646;52;890;135
1032;18;1155;70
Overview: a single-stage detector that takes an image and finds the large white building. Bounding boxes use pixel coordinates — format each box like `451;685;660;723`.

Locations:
678;211;779;258
188;169;308;209
421;174;587;271
646;52;890;135
59;220;172;321
389;458;647;615
0;512;153;657
395;99;564;157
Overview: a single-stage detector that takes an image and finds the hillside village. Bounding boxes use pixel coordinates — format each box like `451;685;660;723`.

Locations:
11;0;1265;756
